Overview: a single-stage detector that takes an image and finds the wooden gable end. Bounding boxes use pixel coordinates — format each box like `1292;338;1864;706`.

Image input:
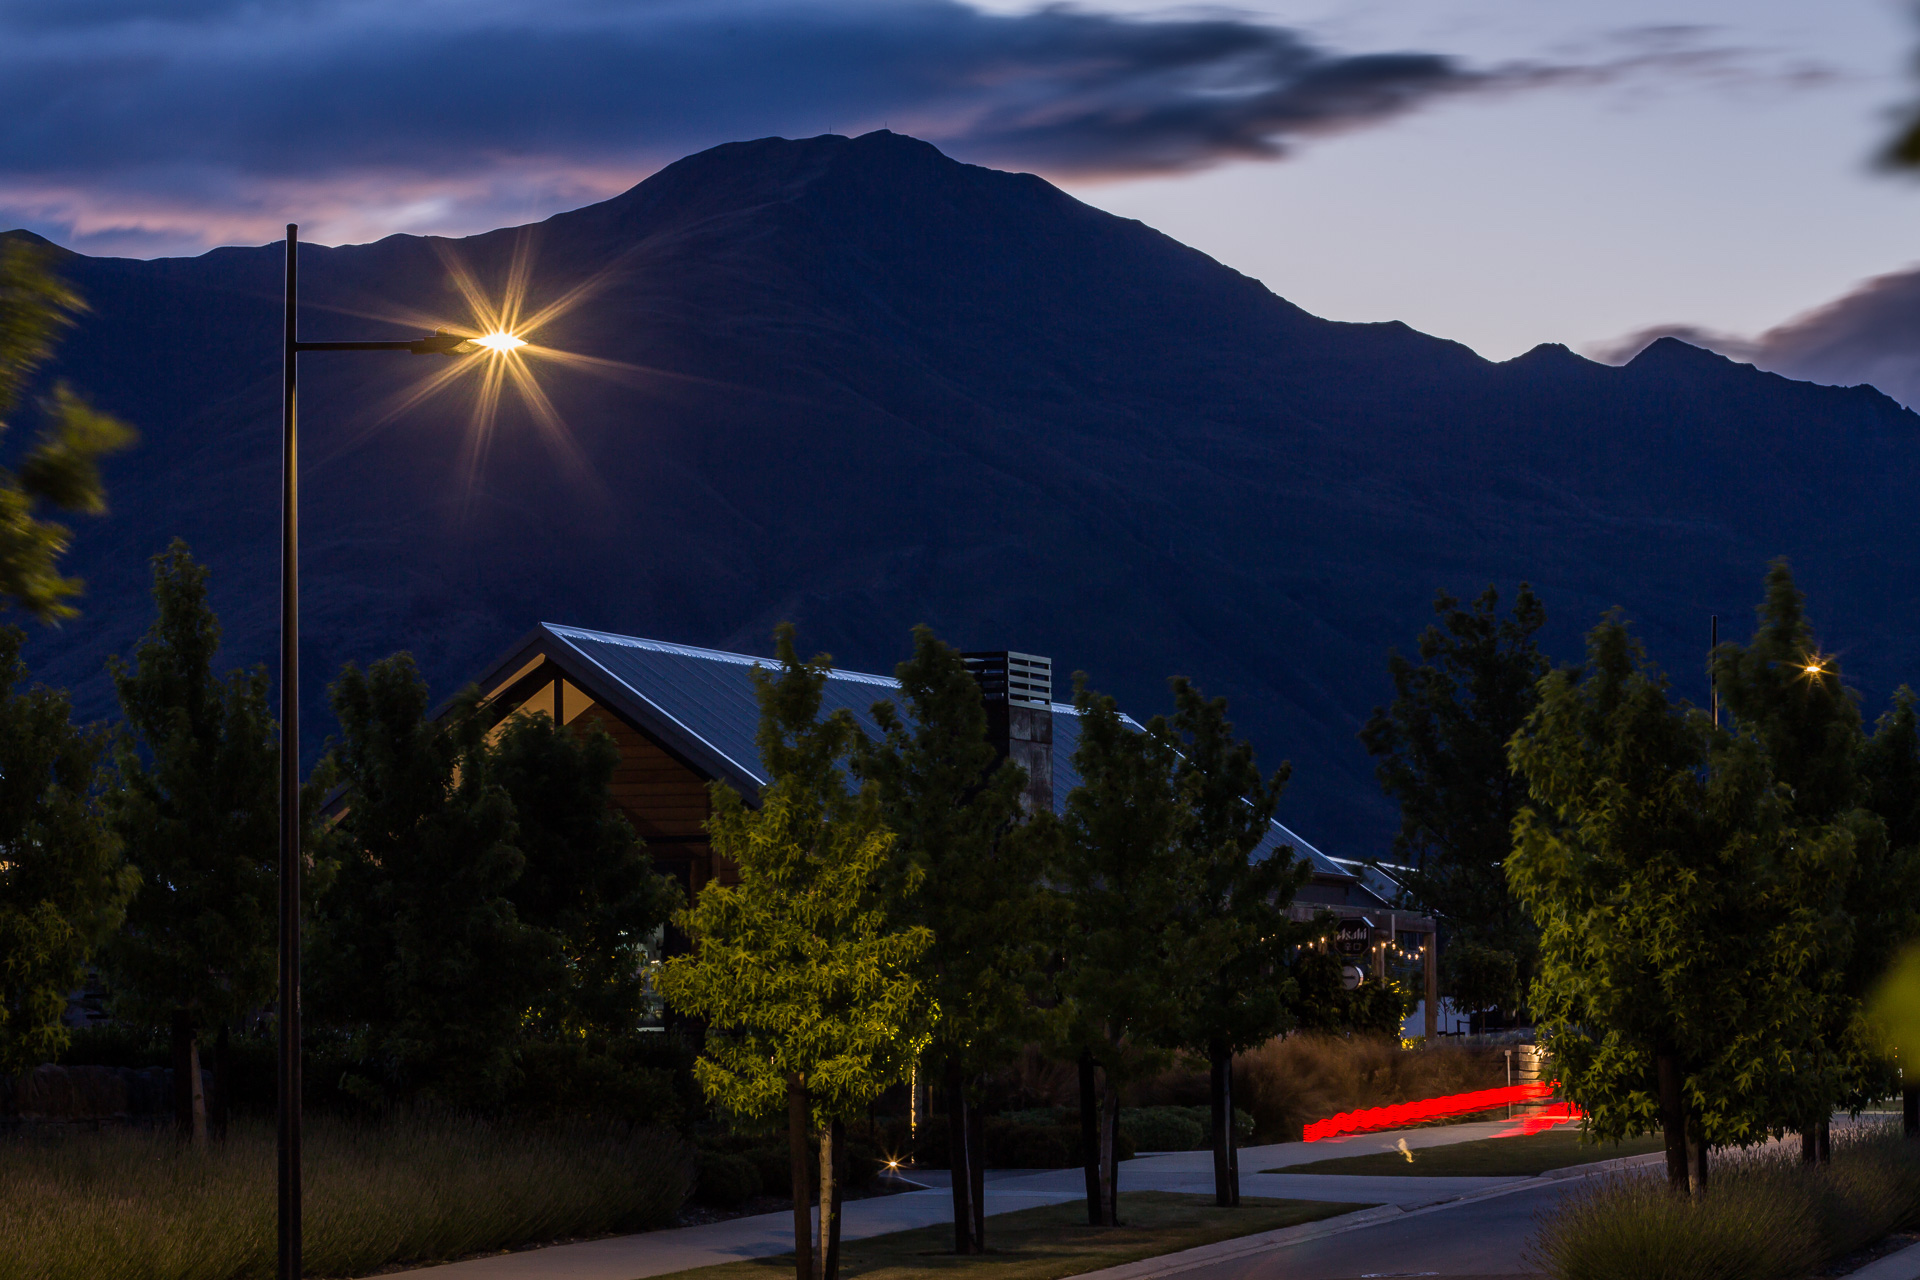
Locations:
481;653;734;897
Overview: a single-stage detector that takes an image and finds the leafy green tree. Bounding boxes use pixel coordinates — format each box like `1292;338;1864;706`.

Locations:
1862;689;1920;856
1440;941;1519;1027
307;655;551;1108
1714;563;1920;1160
1360;585;1547;1017
99;541;281;1142
1160;676;1302;1206
1509;614;1839;1193
0;239;136;621
855;626;1045;1254
0;627;135;1073
489;710;681;1036
1054;679;1197;1226
1859;690;1920;1131
1283;911;1415;1037
658;627;929;1280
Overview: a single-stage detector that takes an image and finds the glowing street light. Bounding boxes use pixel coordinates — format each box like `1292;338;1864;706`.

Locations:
275;224;512;1280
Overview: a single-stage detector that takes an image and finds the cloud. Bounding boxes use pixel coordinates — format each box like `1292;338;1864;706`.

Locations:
0;1;1823;255
1589;268;1920;411
1587;324;1759;367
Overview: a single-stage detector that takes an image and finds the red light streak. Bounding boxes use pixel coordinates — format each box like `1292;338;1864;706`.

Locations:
1302;1083;1564;1142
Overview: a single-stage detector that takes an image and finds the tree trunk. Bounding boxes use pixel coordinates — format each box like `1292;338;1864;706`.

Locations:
170;1009;196;1144
1816;1118;1831;1166
1078;1052;1101;1226
968;1091;985;1250
1686;1113;1708;1195
1100;1080;1121;1227
788;1074;813;1280
818;1118;844;1280
1655;1048;1688;1193
1905;1081;1919;1138
1209;1043;1238;1207
1801;1127;1818;1163
187;1036;208;1146
944;1058;978;1255
210;1023;230;1143
1225;1053;1240;1204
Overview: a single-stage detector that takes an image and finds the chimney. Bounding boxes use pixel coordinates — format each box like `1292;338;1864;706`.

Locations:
962;651;1054;816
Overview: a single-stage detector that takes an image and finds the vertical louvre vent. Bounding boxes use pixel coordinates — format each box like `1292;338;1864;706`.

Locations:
962;651;1053;707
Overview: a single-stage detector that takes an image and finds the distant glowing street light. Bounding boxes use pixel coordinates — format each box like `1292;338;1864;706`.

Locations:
275;225;514;1280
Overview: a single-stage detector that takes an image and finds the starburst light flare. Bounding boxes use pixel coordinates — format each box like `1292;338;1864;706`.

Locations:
327;227;751;501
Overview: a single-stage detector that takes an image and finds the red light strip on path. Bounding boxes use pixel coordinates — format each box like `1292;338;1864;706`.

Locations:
1302;1082;1556;1142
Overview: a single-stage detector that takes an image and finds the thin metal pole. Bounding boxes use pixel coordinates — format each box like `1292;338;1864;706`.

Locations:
278;223;303;1280
1710;614;1719;728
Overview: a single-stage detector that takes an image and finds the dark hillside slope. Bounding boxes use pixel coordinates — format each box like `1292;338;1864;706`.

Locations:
22;130;1920;852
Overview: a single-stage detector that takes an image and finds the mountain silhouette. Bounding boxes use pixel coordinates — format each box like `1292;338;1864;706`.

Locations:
20;130;1920;854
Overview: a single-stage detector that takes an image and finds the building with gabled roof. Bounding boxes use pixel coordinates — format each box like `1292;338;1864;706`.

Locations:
466;623;1438;1034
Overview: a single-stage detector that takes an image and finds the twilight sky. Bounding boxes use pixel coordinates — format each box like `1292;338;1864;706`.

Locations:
7;0;1917;370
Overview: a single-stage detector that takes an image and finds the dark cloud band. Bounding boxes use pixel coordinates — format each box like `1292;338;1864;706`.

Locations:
0;1;1727;254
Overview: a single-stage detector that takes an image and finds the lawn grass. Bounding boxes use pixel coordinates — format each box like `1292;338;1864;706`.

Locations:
653;1192;1371;1280
1268;1126;1664;1177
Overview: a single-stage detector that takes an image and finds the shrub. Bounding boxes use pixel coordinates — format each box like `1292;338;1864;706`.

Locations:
842;1139;884;1189
746;1145;798;1198
990;1124;1075;1169
1530;1123;1920;1280
1000;1106;1070;1129
509;1038;684;1127
1120;1107;1204;1152
884;1115;1134;1169
1234;1032;1506;1142
0;1112;691;1280
696;1151;763;1208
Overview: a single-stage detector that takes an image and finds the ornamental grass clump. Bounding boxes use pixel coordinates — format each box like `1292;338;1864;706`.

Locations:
0;1112;690;1280
1530;1122;1920;1280
1232;1032;1506;1142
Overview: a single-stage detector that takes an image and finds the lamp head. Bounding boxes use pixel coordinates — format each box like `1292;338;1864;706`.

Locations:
408;329;470;356
407;329;526;356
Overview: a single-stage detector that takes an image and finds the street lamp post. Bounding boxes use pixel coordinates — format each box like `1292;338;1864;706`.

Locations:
277;224;490;1280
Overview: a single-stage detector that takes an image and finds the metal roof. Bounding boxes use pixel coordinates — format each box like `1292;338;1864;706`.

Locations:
499;623;1356;883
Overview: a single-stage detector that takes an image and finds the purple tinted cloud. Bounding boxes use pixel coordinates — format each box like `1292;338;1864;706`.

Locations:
0;1;1786;255
1590;268;1920;411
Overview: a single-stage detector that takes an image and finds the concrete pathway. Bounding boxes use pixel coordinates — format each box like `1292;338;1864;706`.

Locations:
390;1119;1557;1280
1846;1239;1920;1280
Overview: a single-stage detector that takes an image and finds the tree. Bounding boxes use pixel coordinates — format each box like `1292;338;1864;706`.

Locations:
1360;585;1547;1018
0;239;137;1080
0;626;135;1074
1509;613;1838;1194
1713;563;1920;1160
1160;676;1303;1207
489;709;682;1037
99;541;280;1142
1862;688;1920;857
1054;678;1196;1226
854;626;1046;1254
1283;922;1415;1037
0;239;136;621
307;655;551;1107
657;627;929;1280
